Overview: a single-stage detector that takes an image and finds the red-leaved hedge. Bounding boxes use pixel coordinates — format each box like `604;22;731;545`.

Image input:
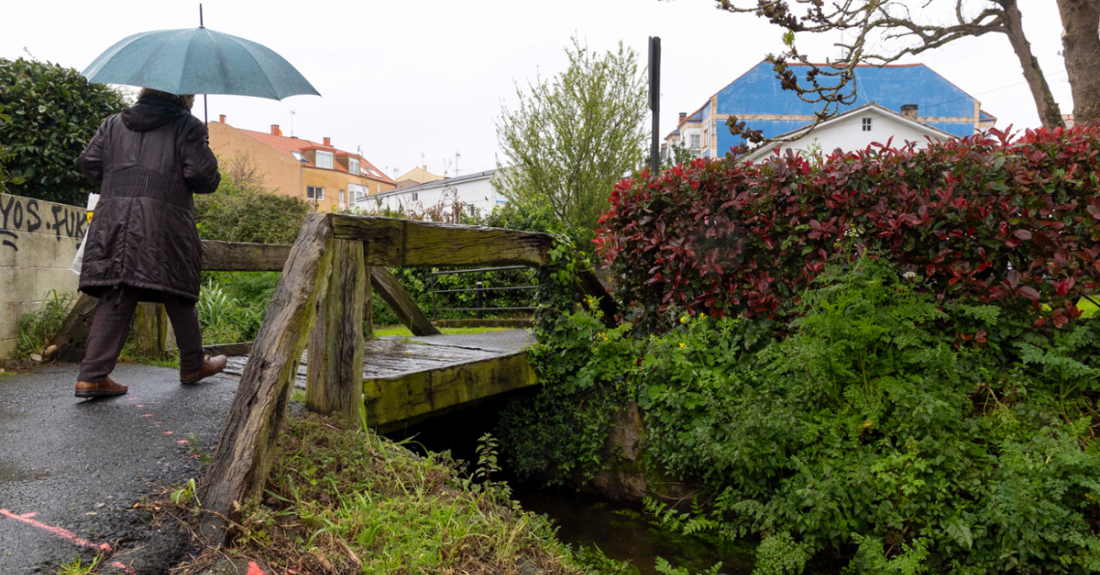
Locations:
595;126;1100;329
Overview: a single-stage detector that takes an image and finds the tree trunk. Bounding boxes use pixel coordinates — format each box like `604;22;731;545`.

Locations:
1058;0;1100;125
1002;0;1065;129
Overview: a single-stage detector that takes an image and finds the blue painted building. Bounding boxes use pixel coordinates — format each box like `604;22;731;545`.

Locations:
666;61;997;159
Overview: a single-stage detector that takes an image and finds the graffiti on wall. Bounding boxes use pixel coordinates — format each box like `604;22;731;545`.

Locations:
0;193;87;252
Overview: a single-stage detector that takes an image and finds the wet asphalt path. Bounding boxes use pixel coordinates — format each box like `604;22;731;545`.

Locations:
0;364;238;574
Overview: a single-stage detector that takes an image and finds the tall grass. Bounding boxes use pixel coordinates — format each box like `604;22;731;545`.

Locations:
15;289;76;359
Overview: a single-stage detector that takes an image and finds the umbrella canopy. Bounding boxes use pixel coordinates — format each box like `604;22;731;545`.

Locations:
82;27;320;100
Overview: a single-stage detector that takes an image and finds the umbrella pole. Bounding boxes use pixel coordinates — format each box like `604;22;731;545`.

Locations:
200;5;206;124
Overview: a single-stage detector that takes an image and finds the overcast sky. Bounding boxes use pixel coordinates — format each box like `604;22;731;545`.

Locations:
2;0;1070;180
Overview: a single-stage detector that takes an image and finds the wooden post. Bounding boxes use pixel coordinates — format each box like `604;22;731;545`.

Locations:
370;267;441;336
364;266;374;339
47;294;99;363
306;239;367;425
132;303;167;358
199;213;333;544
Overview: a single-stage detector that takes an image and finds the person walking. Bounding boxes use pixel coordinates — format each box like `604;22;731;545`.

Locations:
73;88;227;398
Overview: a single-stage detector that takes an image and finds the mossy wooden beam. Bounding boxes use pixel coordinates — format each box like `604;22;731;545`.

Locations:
306;239;368;425
46;293;99;363
329;214;555;267
576;268;620;327
199;212;333;545
370;266;441;336
363;350;538;433
132;303;167;359
201;240;292;272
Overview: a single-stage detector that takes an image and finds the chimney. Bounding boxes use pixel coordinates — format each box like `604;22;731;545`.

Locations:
219;114;226;124
679;112;687;123
323;137;331;147
901;104;918;120
270;124;280;135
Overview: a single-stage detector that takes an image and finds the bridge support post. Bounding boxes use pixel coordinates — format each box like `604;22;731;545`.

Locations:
306;238;367;425
199;212;333;545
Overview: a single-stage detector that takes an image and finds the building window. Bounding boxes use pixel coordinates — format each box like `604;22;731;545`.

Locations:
316;151;334;169
411;192;419;201
307;186;324;201
703;127;709;148
291;152;307;162
862;118;872;131
350;159;360;174
340;189;346;207
689;134;701;149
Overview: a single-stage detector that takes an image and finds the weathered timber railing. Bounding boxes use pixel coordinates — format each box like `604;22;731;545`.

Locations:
197;214;617;543
49;237;441;362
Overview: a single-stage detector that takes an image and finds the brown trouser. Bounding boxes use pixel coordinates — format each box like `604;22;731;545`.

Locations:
78;284;204;382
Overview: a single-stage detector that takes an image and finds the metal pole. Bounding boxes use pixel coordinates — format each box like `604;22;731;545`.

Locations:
476;281;484;319
200;4;207;125
649;36;661;175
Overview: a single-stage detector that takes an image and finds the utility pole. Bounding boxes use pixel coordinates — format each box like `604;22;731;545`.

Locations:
648;36;661;175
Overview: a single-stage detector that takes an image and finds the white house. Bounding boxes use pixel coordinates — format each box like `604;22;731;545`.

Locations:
739;102;955;164
355;169;507;219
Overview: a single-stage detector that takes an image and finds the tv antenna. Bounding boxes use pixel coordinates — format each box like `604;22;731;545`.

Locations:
290;110;296;137
454;151;461;177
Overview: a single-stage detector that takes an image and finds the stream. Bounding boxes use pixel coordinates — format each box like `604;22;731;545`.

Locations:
384;395;758;575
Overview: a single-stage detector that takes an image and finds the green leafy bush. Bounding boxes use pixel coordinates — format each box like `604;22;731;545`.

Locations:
504;255;1100;574
15;289;76;359
193;154;313;245
0;57;127;205
196;278;265;344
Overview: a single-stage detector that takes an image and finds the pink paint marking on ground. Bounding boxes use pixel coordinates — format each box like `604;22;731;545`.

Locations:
177;439;189;444
111;561;138;574
246;561;266;575
134;404;144;408
142;414;153;417
19;512;36;518
0;509;112;552
155;421;163;424
164;431;174;435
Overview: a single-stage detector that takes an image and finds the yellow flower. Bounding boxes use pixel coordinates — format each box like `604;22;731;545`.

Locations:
679;342;686;348
860;420;875;430
680;316;689;324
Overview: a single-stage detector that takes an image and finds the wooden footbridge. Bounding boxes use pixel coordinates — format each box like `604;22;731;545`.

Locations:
105;213;615;544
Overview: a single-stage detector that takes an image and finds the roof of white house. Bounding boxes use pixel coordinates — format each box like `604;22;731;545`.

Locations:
740;102;956;164
375;169;498;197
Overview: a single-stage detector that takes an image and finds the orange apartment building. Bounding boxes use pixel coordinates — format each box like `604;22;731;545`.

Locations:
207;116;395;212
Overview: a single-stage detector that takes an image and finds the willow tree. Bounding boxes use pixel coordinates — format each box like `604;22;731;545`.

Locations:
494;37;648;241
715;0;1084;141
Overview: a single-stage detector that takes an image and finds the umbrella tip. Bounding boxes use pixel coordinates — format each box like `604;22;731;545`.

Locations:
199;3;204;28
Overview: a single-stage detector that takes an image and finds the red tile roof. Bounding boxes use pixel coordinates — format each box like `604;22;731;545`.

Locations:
238;128;394;184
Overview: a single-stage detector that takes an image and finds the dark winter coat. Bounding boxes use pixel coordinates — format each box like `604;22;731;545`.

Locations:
77;95;220;302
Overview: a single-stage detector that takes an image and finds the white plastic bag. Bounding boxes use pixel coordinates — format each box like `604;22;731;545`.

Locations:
71;193;99;275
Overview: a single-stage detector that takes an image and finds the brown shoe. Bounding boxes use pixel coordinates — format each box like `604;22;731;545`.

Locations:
75;377;128;398
181;355;228;385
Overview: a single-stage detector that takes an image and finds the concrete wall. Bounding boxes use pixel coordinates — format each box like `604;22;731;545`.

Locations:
0;193;87;357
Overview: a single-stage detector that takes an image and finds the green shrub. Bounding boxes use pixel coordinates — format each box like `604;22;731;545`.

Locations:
15;289;76;359
503;255;1100;574
194;154;312;245
196;278;265;344
0;57;127;205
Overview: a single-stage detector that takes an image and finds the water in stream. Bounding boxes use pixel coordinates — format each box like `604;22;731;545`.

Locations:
384;395;757;575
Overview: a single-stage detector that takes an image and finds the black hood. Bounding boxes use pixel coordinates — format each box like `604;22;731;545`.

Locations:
120;95;192;132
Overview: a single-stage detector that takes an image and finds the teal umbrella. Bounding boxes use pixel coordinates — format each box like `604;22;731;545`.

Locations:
81;27;320;101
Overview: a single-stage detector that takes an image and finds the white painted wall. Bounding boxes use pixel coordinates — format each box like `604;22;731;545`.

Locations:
743;109;950;163
355;170;506;219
